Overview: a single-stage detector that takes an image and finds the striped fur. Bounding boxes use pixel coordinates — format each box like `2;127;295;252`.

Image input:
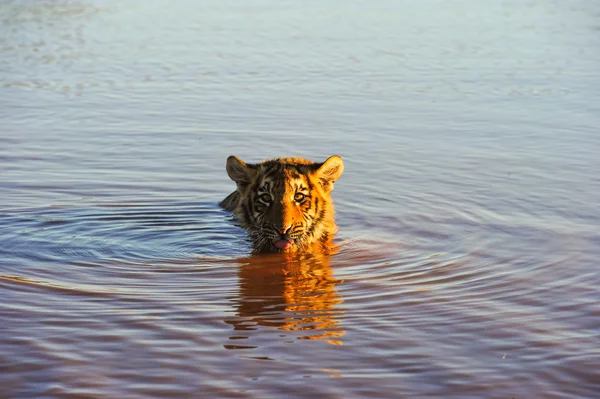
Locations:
220;155;344;253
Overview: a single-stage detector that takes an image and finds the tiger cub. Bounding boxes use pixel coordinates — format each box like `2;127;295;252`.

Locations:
220;155;344;252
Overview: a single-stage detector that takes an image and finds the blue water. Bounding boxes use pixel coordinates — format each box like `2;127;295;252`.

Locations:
1;0;599;398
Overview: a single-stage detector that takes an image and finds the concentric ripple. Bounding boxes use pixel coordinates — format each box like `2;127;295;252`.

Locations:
2;0;599;397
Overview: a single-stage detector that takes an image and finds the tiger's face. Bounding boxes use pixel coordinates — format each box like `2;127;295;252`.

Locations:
220;156;344;253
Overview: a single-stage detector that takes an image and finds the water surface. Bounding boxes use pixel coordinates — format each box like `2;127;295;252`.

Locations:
1;0;599;398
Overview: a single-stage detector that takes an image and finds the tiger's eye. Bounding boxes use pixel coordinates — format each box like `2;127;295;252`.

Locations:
294;193;306;203
260;193;272;203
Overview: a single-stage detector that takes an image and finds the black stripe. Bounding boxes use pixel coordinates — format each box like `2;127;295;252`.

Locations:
290;167;301;180
306;176;314;193
242;185;258;224
306;197;322;236
242;200;254;224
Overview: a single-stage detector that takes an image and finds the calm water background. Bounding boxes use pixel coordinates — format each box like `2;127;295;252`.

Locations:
1;0;599;398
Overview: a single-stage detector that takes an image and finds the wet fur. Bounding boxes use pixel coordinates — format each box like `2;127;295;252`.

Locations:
220;156;344;253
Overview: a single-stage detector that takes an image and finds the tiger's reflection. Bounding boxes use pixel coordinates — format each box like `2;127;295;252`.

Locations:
225;250;345;347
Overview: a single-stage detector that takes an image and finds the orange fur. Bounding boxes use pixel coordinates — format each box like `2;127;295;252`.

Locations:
220;155;344;253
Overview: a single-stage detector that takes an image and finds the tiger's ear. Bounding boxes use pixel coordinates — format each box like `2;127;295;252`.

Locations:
315;155;344;191
226;156;255;183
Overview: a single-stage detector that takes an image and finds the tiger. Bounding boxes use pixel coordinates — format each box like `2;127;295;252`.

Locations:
220;155;344;253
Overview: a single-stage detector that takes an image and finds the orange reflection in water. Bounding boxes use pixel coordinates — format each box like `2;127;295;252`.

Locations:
226;249;345;347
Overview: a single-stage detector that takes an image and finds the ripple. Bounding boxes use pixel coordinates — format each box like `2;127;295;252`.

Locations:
0;201;247;267
2;0;599;396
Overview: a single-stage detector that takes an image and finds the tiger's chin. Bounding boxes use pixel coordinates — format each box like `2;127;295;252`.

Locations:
254;236;329;254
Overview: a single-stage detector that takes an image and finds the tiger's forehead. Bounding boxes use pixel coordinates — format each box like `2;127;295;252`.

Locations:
256;165;310;192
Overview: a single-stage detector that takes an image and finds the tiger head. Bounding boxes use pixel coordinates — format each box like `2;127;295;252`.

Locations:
220;155;344;253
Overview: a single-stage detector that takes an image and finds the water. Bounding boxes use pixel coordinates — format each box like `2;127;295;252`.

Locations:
1;0;599;398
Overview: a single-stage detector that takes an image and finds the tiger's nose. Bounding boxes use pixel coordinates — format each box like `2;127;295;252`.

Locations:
281;225;292;235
